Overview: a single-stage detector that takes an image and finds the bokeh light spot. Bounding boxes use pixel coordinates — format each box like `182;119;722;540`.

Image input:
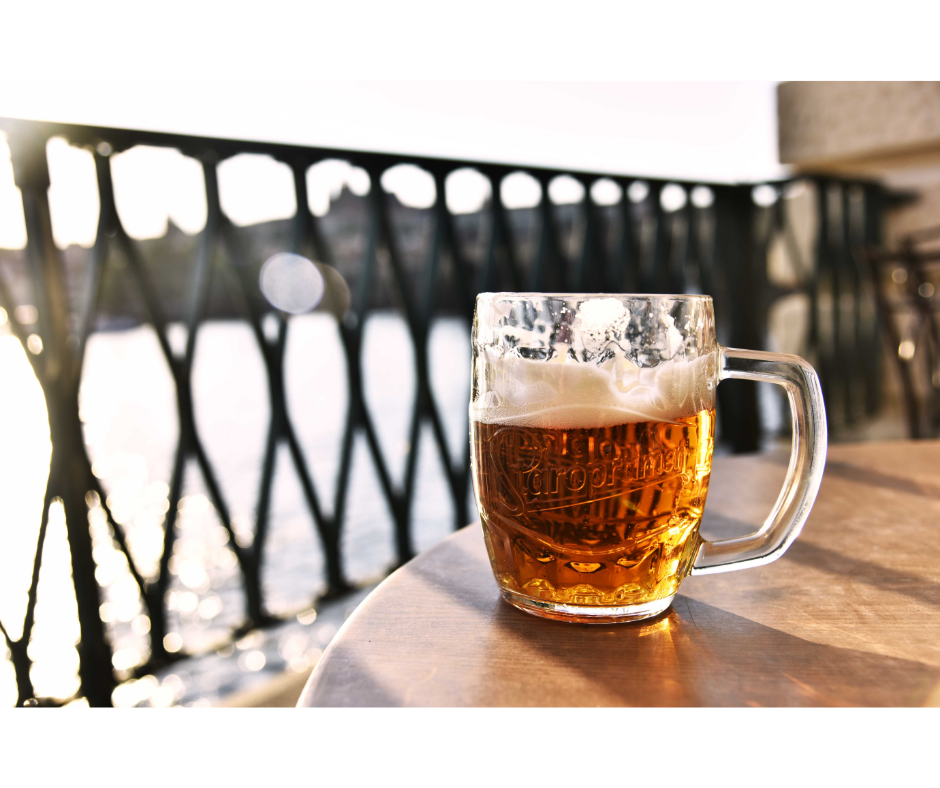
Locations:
381;164;436;209
590;178;622;206
13;305;38;325
548;175;585;205
660;184;687;212
752;184;779;207
241;650;266;672
500;172;542;209
691;185;715;208
445;168;490;215
628;181;650;204
259;253;325;315
132;614;151;635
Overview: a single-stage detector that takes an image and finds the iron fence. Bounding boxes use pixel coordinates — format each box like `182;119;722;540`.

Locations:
0;117;899;706
859;226;940;439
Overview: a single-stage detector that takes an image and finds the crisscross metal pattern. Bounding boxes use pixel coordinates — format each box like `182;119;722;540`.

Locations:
0;117;896;706
859;225;940;438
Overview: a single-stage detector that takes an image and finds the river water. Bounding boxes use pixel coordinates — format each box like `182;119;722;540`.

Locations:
0;311;474;706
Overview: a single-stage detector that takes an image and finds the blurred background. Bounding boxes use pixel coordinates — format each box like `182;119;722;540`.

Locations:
1;81;938;707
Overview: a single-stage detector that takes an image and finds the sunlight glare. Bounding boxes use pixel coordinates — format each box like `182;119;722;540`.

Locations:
381;164;436;209
218;154;296;227
0;336;51;648
46;137;99;249
28;501;82;701
305;159;370;217
590;178;622;206
661;184;688;212
691;185;715;209
111;145;208;239
752;183;779;207
13;305;38;325
445;168;490;215
548;175;585;205
628;181;650;204
0;133;27;250
0;657;17;706
500;172;541;209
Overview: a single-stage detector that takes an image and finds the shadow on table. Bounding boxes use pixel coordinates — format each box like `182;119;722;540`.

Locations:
703;511;940;610
404;540;940;707
785;541;940;609
302;532;940;707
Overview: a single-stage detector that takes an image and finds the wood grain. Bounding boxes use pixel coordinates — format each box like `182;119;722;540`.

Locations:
299;440;940;707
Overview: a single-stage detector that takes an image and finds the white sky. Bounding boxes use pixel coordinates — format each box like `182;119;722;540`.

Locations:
0;81;784;249
1;81;783;180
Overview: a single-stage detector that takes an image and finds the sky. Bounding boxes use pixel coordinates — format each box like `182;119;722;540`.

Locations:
0;81;784;249
1;81;783;180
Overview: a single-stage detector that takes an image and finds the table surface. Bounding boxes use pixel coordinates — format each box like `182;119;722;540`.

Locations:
299;440;940;707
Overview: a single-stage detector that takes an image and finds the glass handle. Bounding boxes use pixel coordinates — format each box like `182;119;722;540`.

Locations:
691;346;828;575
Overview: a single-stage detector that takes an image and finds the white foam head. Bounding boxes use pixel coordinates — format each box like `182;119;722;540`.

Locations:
472;350;716;429
472;294;717;429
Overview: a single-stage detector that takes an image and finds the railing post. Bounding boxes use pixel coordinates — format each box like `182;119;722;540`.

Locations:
814;179;836;430
9;129;116;706
862;185;885;416
712;185;762;453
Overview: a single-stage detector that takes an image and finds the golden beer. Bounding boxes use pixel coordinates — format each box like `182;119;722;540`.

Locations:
472;409;715;621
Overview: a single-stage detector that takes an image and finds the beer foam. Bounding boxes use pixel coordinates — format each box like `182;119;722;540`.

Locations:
472;350;716;429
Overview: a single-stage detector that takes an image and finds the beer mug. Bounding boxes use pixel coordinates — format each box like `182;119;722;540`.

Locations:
470;293;826;623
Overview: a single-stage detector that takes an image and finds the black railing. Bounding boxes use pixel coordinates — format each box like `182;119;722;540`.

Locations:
860;226;940;439
0;117;899;706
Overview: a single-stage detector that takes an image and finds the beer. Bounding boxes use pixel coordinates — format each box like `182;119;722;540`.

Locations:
472;409;715;617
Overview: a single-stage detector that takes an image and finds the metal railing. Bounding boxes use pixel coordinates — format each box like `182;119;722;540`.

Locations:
860;226;940;438
0;117;899;706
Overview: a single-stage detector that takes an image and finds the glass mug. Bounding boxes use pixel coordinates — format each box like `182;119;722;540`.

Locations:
470;293;826;624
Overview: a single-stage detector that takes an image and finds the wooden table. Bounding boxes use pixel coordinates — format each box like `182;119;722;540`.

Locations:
299;440;940;707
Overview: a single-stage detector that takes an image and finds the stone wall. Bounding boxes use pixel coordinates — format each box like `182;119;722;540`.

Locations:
778;81;940;243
